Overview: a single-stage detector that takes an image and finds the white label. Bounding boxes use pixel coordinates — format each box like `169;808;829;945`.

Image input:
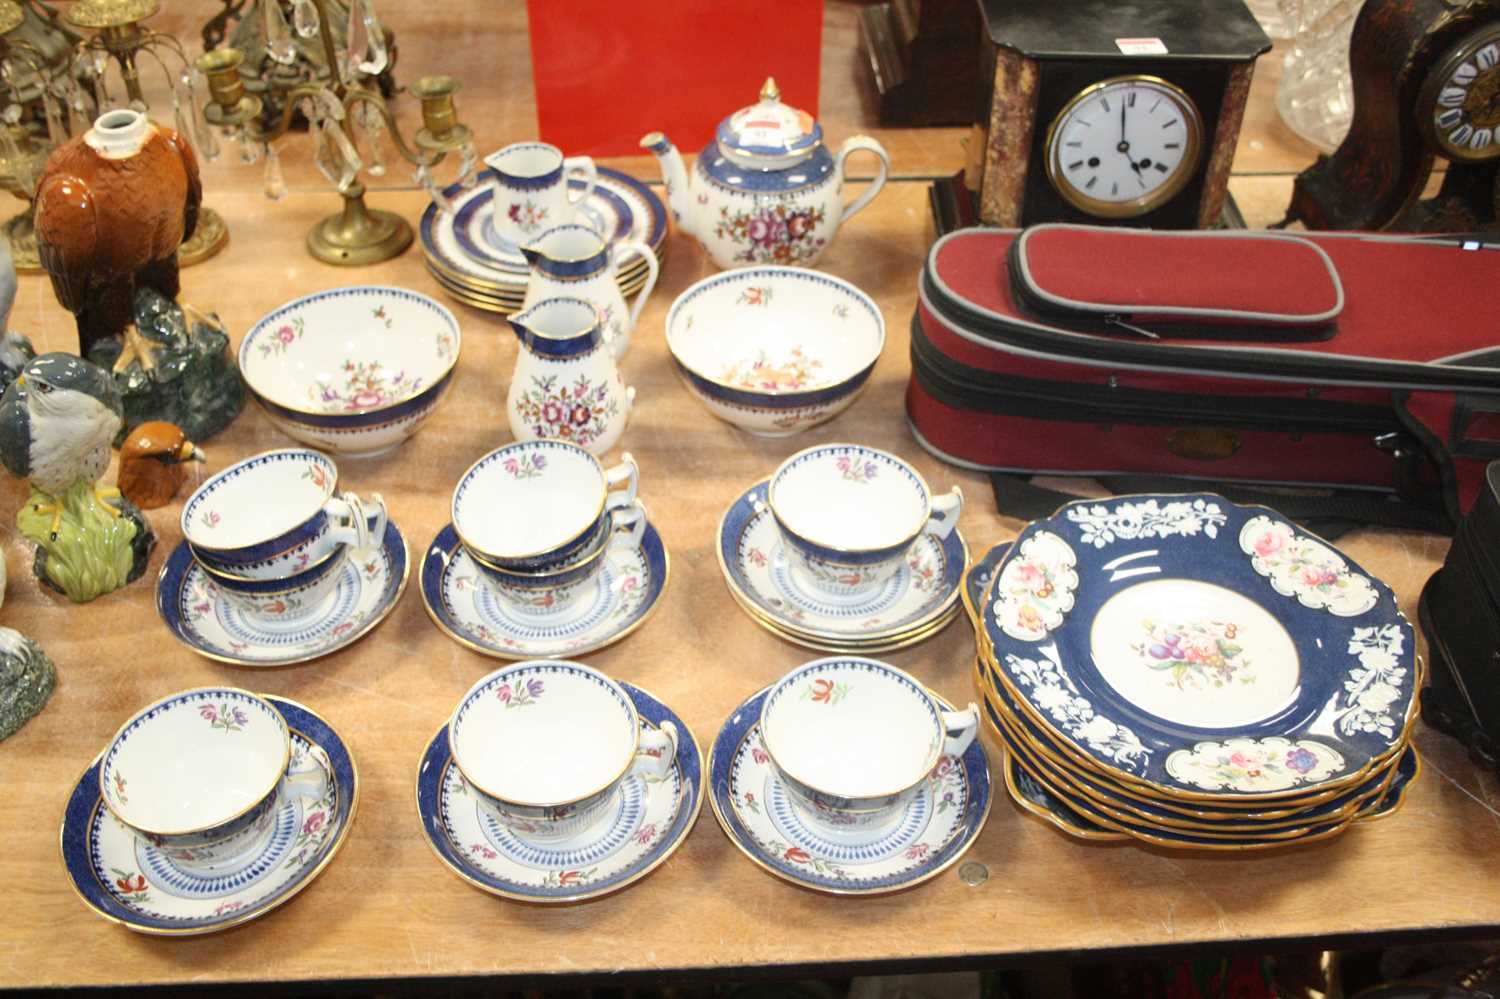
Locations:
1115;37;1169;55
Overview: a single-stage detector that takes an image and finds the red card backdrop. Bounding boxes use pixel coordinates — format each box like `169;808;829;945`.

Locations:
527;0;824;159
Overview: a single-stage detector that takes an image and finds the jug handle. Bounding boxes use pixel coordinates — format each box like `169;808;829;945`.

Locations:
613;240;661;330
835;136;891;229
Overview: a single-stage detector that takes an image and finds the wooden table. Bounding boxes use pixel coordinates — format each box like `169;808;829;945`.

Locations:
2;3;1496;992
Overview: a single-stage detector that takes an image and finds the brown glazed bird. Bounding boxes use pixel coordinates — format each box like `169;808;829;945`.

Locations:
116;421;204;510
33;108;202;369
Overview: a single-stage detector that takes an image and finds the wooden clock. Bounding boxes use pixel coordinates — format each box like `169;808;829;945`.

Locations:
1289;0;1500;232
968;0;1270;228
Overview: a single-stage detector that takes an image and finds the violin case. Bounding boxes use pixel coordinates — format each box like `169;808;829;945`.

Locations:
907;223;1500;531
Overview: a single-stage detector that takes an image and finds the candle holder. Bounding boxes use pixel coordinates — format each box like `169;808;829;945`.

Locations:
197;0;475;266
0;0;88;272
65;0;228;265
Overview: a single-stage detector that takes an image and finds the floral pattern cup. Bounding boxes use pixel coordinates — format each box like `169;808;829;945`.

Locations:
484;142;599;251
447;661;677;843
768;444;962;599
759;658;979;846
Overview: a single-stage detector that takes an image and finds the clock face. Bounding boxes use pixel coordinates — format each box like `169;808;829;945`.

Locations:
1425;24;1500;162
1044;75;1204;219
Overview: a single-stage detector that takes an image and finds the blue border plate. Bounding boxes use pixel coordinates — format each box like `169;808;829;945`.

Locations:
420;520;668;659
982;493;1417;800
60;696;357;935
415;681;702;902
708;685;990;895
157;520;409;667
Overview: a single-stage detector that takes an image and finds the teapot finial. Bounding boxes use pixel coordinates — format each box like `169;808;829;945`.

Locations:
760;77;780;103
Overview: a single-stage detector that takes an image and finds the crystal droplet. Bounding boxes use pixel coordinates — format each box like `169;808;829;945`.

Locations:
355;102;385;176
91;49;107;76
346;0;387;76
415;163;453;214
263;143;286;200
264;0;296;65
172;94;198;159
292;0;319;38
239;128;260;164
458;142;478;189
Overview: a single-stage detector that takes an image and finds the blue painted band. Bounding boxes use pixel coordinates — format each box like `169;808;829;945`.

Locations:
255;368;454;430
206;544;348;596
715;120;823;159
674;357;873;411
697;143;834;193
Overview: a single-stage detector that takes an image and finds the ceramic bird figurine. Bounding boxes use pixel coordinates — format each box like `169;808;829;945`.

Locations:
0;626;55;742
33;108;201;370
0;352;152;602
117;421;204;510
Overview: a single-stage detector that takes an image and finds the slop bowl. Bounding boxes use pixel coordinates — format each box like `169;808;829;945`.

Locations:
240;286;461;457
665;267;884;437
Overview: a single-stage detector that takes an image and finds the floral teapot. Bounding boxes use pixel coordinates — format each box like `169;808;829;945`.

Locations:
640;78;890;270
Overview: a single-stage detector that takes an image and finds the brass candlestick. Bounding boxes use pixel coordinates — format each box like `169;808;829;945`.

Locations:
65;0;229;266
197;0;473;266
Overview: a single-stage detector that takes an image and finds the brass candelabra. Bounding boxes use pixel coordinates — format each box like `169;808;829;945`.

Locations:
64;0;229;265
196;0;474;266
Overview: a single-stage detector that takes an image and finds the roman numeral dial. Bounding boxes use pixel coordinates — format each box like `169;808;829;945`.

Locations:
1424;24;1500;162
1044;75;1204;219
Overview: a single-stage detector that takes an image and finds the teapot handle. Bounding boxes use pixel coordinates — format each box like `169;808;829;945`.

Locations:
835;135;891;229
612;240;661;331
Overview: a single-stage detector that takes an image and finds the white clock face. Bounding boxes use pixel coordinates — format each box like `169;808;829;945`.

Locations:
1428;25;1500;162
1044;76;1204;218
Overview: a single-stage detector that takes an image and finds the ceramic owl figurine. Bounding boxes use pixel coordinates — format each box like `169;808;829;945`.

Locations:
0;352;154;601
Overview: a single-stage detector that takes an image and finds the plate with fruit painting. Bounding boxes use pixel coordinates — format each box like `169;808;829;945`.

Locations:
981;493;1415;801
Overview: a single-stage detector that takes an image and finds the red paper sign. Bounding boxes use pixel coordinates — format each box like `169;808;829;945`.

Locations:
528;0;824;158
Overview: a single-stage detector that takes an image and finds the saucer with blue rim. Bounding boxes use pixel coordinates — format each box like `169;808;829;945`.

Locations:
416;680;701;903
420;521;668;660
60;695;357;935
716;480;967;649
157;520;409;667
708;684;990;895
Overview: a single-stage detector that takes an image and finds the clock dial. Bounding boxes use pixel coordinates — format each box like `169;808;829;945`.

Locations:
1044;75;1204;219
1424;23;1500;162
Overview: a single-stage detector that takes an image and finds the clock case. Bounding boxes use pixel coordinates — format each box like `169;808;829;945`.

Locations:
971;0;1269;229
907;224;1500;531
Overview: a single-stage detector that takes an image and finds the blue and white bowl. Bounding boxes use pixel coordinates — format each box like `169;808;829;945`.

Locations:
447;661;677;844
99;687;291;872
759;658;979;846
666;267;884;437
769;444;962;598
241;286;460;458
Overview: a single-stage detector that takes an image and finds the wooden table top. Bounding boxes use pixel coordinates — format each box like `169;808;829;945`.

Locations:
3;2;1494;992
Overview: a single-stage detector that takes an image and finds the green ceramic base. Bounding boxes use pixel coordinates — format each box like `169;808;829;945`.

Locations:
86;289;246;447
18;481;155;603
0;628;54;741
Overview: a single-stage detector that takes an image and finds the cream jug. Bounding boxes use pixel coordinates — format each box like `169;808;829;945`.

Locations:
519;224;660;361
506;297;634;456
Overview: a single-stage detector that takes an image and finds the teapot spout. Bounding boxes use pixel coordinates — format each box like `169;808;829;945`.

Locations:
639;131;696;237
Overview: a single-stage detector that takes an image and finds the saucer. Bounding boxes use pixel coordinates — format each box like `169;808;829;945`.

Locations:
157;520;409;667
60;696;357;935
727;585;963;654
717;480;967;646
421;521;668;659
416;680;702;902
708;685;990;895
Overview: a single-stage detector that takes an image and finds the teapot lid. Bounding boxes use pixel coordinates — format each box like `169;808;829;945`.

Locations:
715;77;822;170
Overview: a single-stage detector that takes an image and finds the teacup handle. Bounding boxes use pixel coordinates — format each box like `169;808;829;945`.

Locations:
613;239;660;331
926;486;963;540
629;719;679;781
605;500;647;553
835;135;890;228
278;744;332;802
564;155;598;217
604;453;640;507
325;493;372;550
940;702;980;759
359;492;388;550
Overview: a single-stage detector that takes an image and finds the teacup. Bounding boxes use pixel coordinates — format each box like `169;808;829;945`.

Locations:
485;142;598;251
467;501;646;616
759;658;979;846
203;543;350;619
452;442;639;572
768;443;962;598
99;687;300;873
448;661;677;843
183;449;387;578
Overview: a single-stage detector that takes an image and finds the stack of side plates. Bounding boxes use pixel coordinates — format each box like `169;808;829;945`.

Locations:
714;480;968;653
962;493;1422;851
420;167;668;314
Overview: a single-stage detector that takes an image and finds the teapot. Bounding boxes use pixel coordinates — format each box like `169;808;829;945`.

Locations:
640;78;890;270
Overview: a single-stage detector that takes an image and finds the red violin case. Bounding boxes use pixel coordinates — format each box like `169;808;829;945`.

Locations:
907;223;1500;530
